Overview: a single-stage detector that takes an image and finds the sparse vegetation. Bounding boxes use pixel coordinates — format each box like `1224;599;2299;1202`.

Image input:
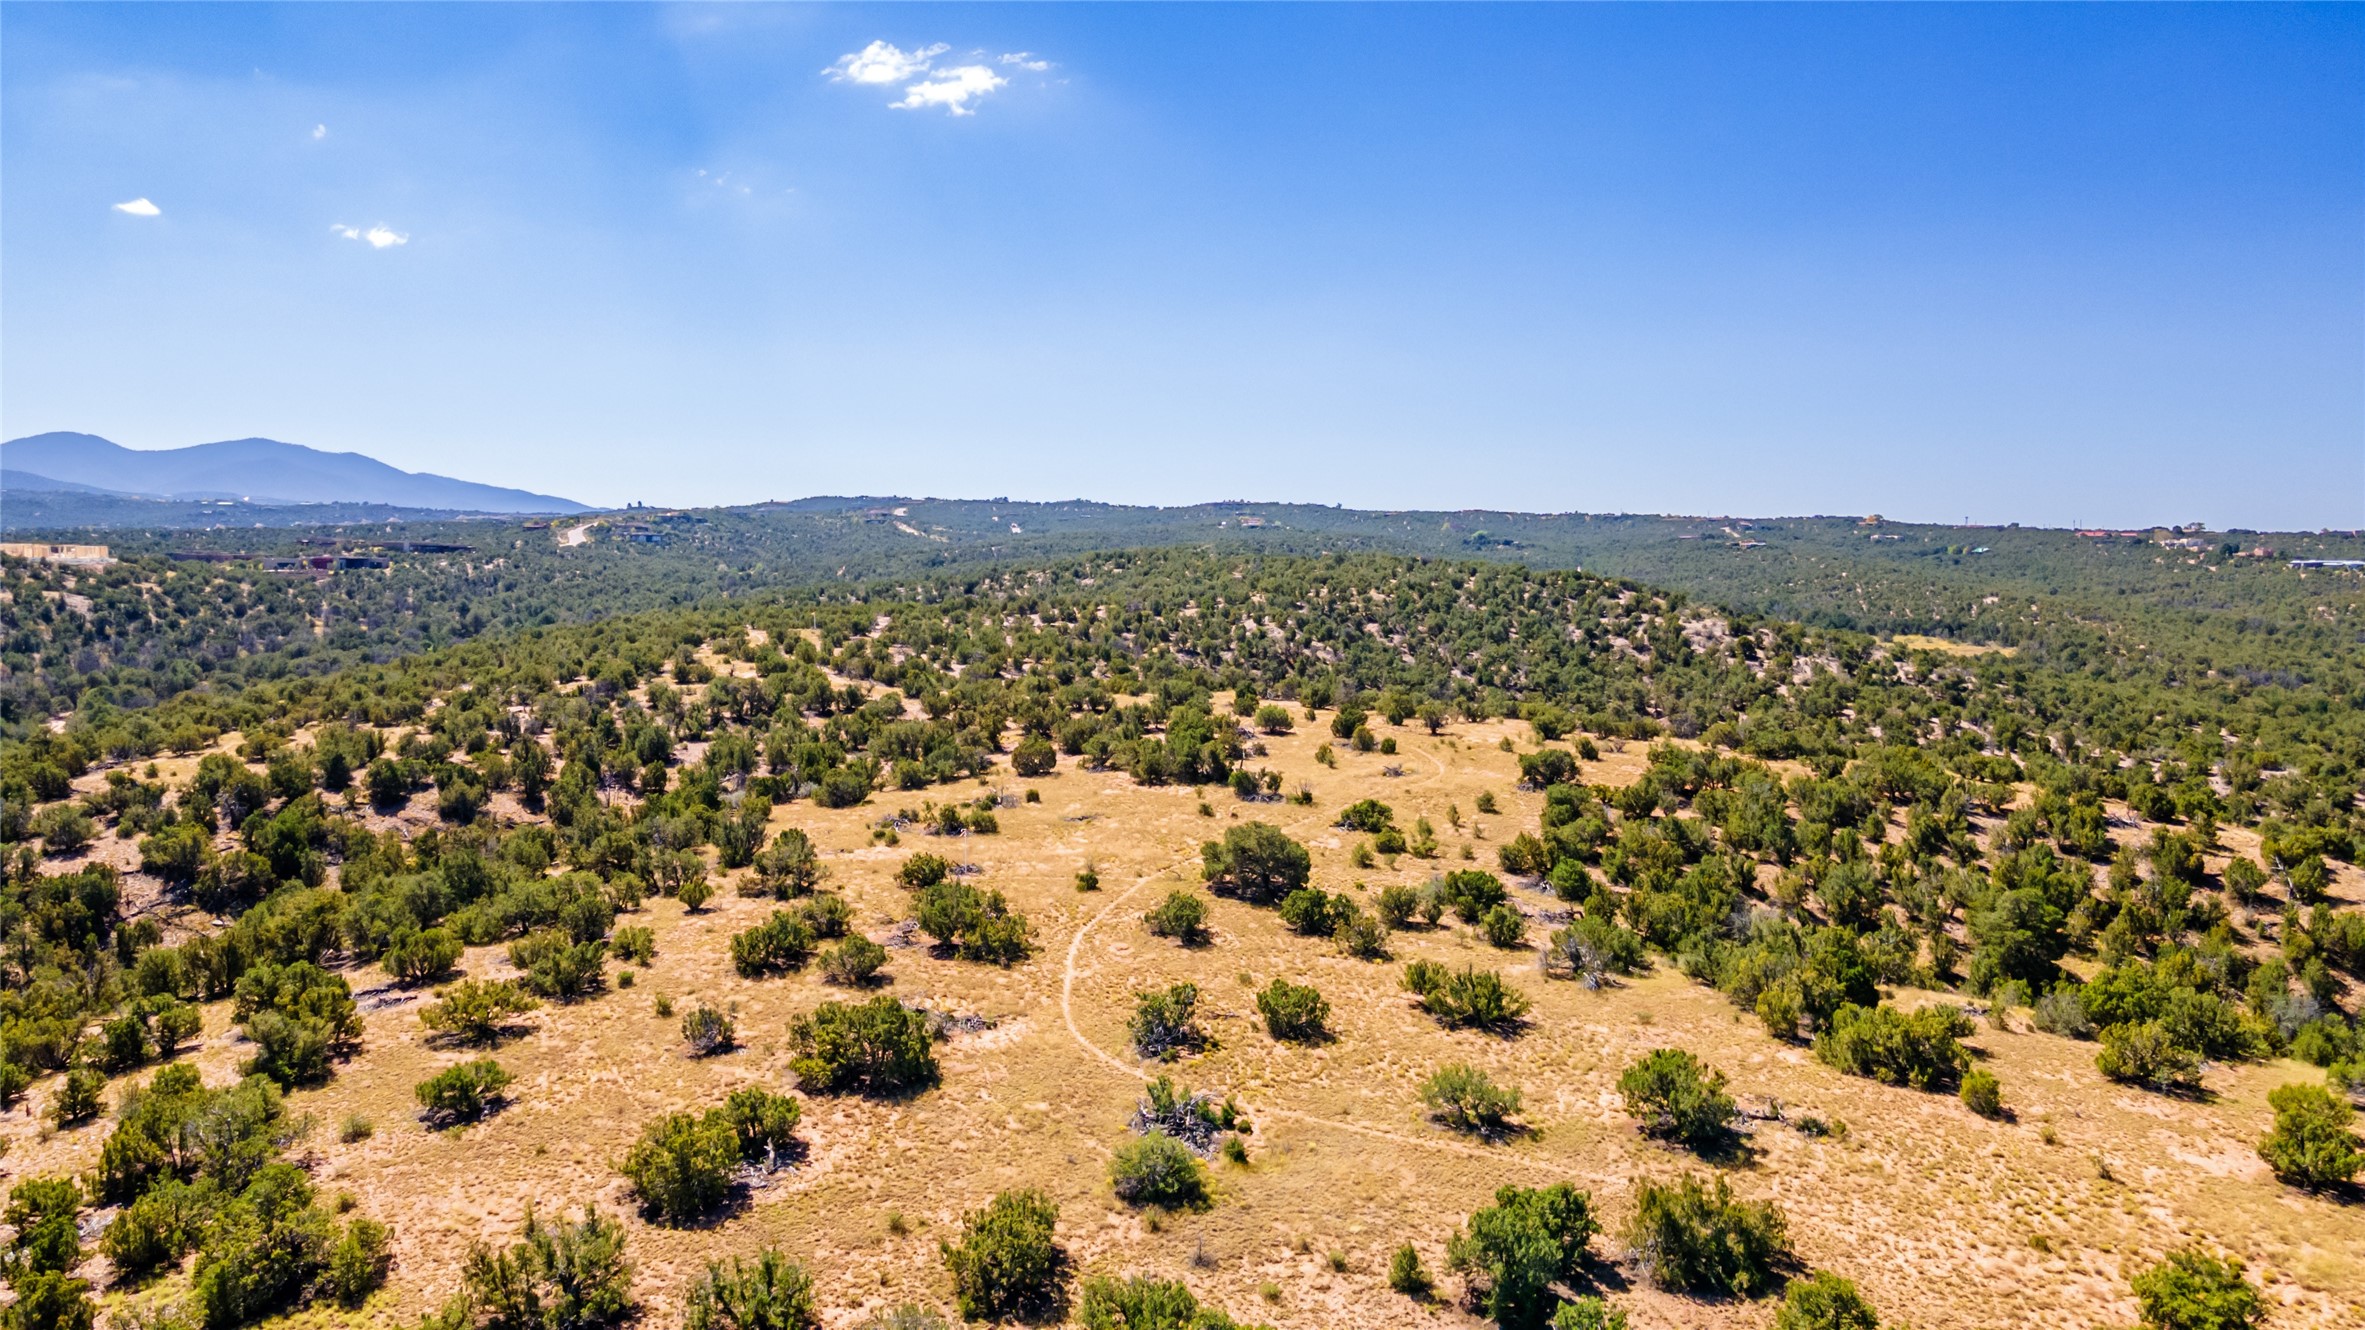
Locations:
5;521;2364;1330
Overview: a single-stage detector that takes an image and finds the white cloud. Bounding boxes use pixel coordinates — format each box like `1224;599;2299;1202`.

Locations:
999;52;1052;72
112;198;161;217
893;64;1007;116
331;223;408;249
312;124;328;140
825;40;946;85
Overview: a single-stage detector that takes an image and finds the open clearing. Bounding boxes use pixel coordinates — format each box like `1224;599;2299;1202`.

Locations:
15;717;2364;1330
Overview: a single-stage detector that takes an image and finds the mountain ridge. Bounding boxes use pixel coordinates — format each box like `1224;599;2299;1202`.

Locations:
0;432;588;513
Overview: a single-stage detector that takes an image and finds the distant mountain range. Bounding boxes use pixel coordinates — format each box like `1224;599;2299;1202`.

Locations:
0;432;588;514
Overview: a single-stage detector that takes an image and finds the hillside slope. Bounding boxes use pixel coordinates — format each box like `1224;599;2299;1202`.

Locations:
0;432;587;513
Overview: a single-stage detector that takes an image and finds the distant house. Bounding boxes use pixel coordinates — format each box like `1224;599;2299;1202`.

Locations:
613;523;668;544
2289;559;2365;571
0;542;113;566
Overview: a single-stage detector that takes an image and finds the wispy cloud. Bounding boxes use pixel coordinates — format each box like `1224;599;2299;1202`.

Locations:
893;65;1008;116
332;223;408;249
112;198;161;217
312;124;328;141
824;40;947;86
999;52;1052;72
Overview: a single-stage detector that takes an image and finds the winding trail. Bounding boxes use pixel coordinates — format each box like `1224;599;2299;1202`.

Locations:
1056;738;1572;1173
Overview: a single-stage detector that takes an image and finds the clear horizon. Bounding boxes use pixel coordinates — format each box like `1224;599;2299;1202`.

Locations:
4;3;2360;529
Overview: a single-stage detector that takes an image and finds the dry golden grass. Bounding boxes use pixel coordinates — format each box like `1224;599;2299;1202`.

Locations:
17;715;2365;1330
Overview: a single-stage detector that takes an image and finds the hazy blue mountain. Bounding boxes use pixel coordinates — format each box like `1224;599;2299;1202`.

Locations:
0;432;588;513
0;469;117;494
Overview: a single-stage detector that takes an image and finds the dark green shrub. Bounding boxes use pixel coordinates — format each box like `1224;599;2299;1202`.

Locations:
1277;888;1341;936
1549;1299;1627;1330
940;1189;1063;1323
821;937;888;985
2130;1247;2264;1330
51;1066;105;1126
2096;1021;2204;1093
751;830;825;897
385;928;463;985
1334;905;1389;959
1438;870;1509;924
416;1059;514;1125
7;1176;85;1274
1403;963;1530;1030
321;1216;393;1306
1813;1003;1971;1091
191;1164;340;1329
682;1005;736;1056
1337;799;1396;833
1009;738;1057;778
508;932;608;1002
1130;982;1205;1060
95;1064;284;1204
731;911;816;977
788;995;938;1095
897;853;951;889
1108;1131;1207;1208
683;1249;816;1330
4;1273;95;1330
2257;1082;2362;1190
1255;979;1330;1043
1421;1064;1522;1136
914;881;1032;965
421;979;539;1045
1387;1243;1432;1297
100;1178;204;1280
1200;823;1312;904
1480;904;1527;949
610;926;656;966
1376;884;1422;930
716;1089;802;1166
1771;1272;1879;1330
1075;1276;1260;1330
1621;1174;1789;1298
1617;1049;1735;1151
1145;891;1210;944
1960;1069;2006;1119
1446;1183;1597;1329
795;892;852;939
449;1205;634;1330
154;1001;202;1053
1543;917;1645;986
620;1112;739;1225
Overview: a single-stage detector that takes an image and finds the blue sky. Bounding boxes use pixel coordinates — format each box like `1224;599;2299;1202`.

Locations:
4;3;2360;528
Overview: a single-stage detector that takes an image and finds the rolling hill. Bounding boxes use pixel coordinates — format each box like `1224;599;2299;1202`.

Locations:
0;431;588;513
